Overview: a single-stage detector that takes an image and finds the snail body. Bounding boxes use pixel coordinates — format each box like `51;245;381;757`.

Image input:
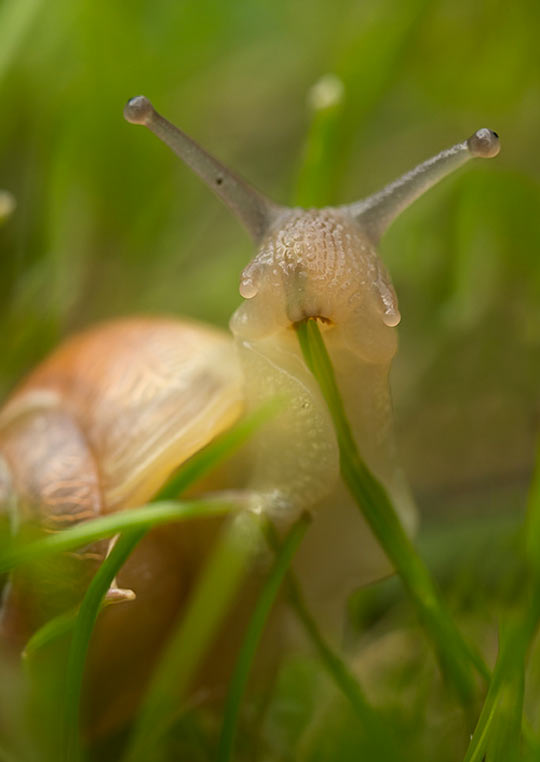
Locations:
0;97;500;730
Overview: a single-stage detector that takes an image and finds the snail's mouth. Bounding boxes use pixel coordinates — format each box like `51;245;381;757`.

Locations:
291;315;334;331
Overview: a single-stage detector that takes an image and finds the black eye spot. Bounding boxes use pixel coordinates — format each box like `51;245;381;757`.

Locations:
216;176;223;186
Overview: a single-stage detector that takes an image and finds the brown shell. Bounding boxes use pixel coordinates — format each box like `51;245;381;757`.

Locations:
0;316;244;513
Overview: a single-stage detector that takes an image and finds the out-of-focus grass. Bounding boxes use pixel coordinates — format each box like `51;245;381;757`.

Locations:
1;0;540;760
124;514;261;762
215;515;310;762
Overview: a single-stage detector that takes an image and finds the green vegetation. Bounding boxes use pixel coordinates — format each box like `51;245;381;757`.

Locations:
1;0;539;760
297;318;489;703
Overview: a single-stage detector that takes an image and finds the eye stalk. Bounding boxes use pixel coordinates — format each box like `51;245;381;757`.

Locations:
124;95;282;243
467;128;500;158
124;95;500;265
123;95;155;126
344;128;500;242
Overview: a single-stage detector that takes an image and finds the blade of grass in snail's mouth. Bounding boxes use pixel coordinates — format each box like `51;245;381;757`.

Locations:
296;317;489;705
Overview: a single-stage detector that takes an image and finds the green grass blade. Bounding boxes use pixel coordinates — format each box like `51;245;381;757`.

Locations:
286;569;399;758
293;74;345;207
22;608;78;662
0;500;235;573
462;683;501;762
487;664;525;762
0;0;42;83
523;718;540;760
63;528;145;762
286;574;370;718
125;512;263;762
465;445;540;761
262;521;393;749
215;514;310;762
463;613;536;762
23;589;148;662
296;318;488;704
291;73;403;753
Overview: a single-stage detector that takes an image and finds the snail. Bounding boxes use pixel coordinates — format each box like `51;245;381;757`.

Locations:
0;96;500;732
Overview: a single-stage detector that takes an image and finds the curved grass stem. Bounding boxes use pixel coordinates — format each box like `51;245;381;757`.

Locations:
125;512;262;762
23;608;78;662
215;514;310;762
296;318;489;705
259;521;400;757
283;566;400;757
0;500;235;574
63;529;144;762
464;442;540;761
463;595;540;762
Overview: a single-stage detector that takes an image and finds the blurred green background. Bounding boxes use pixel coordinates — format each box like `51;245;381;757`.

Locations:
1;2;540;759
0;0;538;516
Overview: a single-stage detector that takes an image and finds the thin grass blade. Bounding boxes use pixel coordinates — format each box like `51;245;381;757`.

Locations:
0;500;235;573
285;566;401;758
23;609;77;662
465;443;540;761
462;614;536;762
296;318;488;704
0;0;42;83
293;74;345;207
63;528;145;762
215;514;310;762
125;512;263;761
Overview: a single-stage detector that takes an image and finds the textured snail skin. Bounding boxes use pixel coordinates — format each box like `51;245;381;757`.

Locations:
231;207;416;620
